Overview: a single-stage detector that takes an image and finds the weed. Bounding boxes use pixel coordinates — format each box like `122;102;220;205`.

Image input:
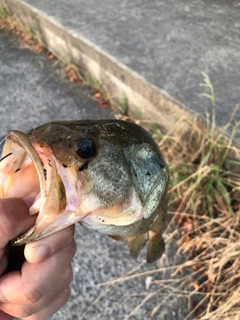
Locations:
158;73;240;220
0;6;8;19
25;27;36;41
88;75;113;107
119;94;129;116
52;53;83;83
88;75;109;100
88;75;101;92
156;73;240;319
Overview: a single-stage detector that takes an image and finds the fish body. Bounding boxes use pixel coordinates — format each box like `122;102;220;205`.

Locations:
0;120;169;262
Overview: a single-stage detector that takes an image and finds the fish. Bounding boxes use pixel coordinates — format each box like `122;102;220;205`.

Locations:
0;120;169;263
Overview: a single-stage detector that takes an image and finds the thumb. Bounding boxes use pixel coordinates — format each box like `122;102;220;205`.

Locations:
0;198;36;249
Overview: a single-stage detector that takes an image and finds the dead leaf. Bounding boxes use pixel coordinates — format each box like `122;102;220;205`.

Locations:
94;92;101;99
69;75;75;82
48;54;56;60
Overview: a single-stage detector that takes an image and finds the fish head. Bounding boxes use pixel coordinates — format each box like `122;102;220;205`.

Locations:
0;120;169;262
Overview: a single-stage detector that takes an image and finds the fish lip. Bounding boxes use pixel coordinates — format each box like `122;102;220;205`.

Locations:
1;131;70;245
4;130;85;246
7;130;48;200
9;226;36;245
0;131;46;244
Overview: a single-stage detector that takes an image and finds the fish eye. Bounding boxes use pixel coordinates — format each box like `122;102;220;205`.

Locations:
75;137;96;159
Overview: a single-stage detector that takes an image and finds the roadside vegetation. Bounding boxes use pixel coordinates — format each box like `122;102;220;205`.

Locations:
149;73;240;319
1;5;240;319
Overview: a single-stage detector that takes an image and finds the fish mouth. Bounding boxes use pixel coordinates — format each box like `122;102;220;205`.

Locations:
0;130;83;245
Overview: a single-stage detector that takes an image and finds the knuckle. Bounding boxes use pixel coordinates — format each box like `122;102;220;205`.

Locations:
23;286;42;304
23;313;42;320
63;266;73;284
19;305;35;318
59;286;71;306
0;304;33;319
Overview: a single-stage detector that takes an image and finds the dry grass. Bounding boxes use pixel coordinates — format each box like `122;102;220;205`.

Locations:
175;210;240;319
143;74;240;319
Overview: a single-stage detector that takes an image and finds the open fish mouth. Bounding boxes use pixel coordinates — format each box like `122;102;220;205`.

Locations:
0;120;169;262
0;130;84;244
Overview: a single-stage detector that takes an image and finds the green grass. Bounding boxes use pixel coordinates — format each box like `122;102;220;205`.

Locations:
119;94;129;116
25;27;37;41
0;6;8;19
158;73;240;220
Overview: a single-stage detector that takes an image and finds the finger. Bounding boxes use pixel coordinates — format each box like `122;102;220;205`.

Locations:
1;286;71;320
0;198;36;249
0;266;72;319
0;240;76;304
25;286;71;320
25;287;71;320
24;225;75;263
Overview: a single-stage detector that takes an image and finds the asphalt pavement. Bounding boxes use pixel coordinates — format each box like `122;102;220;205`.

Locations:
3;0;240;133
0;29;189;320
0;28;112;135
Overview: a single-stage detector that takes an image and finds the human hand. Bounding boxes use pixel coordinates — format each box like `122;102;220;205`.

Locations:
0;197;76;320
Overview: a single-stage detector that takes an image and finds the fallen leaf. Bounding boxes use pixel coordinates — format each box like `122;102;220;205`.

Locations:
69;75;75;82
94;92;101;99
99;102;109;108
48;54;56;60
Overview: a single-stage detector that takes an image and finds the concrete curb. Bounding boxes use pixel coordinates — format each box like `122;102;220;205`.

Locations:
1;0;193;131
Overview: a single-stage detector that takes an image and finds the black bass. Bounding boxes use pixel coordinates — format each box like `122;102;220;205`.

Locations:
0;120;169;263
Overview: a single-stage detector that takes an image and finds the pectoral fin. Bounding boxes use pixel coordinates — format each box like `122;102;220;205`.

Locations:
127;233;148;259
146;231;165;263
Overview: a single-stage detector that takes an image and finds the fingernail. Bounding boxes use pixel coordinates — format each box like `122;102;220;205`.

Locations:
25;244;50;263
34;245;50;263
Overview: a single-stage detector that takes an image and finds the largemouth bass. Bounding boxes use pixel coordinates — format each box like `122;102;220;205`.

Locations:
0;120;169;263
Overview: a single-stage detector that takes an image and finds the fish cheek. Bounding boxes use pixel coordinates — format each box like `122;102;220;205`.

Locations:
88;155;131;208
127;233;148;259
147;231;165;263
